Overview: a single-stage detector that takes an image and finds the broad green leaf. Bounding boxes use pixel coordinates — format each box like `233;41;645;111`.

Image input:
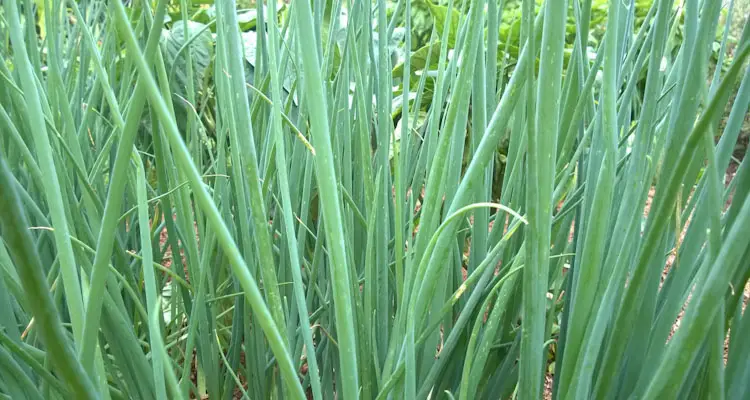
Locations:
161;20;213;98
237;9;258;31
241;30;298;103
427;0;460;48
392;41;442;79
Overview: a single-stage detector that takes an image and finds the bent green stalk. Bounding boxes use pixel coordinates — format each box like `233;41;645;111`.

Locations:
109;1;305;397
0;152;97;400
5;0;86;348
79;0;169;374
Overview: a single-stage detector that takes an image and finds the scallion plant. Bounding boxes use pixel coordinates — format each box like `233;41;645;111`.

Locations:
1;0;749;398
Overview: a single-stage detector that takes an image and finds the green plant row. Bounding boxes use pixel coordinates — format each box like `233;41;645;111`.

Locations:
0;0;749;399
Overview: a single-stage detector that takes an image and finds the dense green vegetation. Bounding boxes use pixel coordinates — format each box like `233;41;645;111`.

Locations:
0;0;749;399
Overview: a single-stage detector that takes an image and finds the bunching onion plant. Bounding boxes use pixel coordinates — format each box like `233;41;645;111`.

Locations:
0;0;749;398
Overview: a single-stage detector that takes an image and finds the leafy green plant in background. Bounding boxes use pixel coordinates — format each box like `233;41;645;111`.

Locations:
1;1;750;400
395;0;656;72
